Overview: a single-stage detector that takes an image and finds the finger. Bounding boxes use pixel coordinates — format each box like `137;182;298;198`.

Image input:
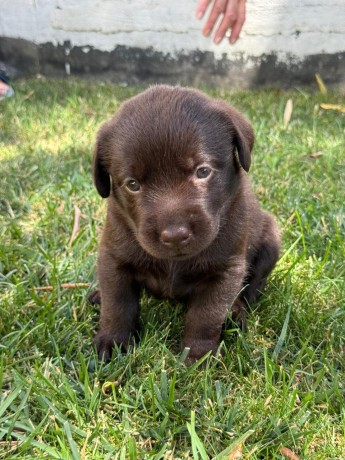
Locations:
229;0;246;43
202;0;228;37
214;0;239;44
196;0;212;19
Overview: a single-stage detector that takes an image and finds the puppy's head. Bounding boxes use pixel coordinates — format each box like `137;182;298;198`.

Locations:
93;85;254;260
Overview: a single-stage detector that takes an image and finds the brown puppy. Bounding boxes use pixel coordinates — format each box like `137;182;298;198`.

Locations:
90;85;280;362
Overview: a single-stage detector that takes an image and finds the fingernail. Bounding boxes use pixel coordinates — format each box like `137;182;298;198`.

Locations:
214;36;222;44
197;11;203;19
203;28;211;37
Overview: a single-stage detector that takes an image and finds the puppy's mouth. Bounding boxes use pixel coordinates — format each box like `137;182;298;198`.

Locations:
141;245;196;261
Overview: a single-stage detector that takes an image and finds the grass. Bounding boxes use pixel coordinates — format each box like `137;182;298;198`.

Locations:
0;78;344;459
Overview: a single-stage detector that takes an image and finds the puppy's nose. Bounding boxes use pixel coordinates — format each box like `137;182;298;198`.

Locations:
160;225;191;247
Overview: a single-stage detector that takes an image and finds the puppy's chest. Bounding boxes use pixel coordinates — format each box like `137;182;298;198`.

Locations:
134;262;201;299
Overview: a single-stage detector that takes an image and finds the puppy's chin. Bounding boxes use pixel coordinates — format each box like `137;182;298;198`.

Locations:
137;238;214;261
142;247;201;261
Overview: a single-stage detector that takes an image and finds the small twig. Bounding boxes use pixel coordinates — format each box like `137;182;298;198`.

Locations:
68;205;82;248
80;429;91;460
34;283;90;291
0;441;20;447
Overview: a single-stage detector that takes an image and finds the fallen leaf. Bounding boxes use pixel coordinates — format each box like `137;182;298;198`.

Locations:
320;103;345;113
102;380;120;395
315;73;327;94
279;446;300;460
309;151;323;159
264;394;273;407
83;107;96;115
283;99;293;128
228;444;243;460
23;90;34;100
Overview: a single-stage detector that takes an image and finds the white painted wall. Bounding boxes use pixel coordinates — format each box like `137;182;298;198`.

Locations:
1;0;344;62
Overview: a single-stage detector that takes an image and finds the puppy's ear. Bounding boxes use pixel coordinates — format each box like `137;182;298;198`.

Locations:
93;123;112;198
216;101;254;172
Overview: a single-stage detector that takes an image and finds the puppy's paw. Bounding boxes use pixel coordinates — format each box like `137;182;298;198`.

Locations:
181;338;219;364
88;289;101;305
231;299;248;331
94;331;136;362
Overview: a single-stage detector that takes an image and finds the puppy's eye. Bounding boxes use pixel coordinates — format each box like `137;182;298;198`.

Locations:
125;179;141;192
196;166;212;179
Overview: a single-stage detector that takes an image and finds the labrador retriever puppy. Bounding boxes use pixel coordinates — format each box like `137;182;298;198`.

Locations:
90;85;280;362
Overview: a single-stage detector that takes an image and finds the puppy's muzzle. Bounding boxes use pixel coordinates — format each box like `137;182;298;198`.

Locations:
160;225;192;248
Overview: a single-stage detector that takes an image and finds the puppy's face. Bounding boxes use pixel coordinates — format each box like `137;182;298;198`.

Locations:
93;86;254;261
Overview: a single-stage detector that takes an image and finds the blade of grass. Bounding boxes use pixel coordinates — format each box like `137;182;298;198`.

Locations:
64;421;81;460
186;410;208;460
272;305;292;362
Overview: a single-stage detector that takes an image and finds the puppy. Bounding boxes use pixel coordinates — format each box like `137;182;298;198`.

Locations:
90;85;280;362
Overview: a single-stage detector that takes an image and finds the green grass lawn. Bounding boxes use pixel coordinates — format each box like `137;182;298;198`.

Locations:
0;78;344;459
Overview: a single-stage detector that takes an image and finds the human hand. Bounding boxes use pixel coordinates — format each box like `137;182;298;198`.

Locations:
196;0;246;45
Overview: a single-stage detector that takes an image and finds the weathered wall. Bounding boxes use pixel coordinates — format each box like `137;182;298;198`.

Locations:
0;0;344;88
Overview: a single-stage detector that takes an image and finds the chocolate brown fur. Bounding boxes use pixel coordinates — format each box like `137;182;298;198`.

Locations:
90;85;280;362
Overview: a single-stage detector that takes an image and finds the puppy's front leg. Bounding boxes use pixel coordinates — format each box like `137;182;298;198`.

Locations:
95;248;140;361
182;259;246;362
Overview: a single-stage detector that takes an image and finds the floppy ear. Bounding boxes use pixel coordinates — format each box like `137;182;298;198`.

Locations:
216;101;254;172
93;122;112;198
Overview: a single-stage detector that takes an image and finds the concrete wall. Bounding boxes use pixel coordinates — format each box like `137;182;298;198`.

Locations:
1;0;344;88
